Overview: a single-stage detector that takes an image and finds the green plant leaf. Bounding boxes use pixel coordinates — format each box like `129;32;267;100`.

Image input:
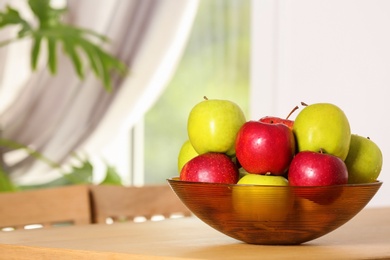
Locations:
78;40;101;77
28;0;65;28
20;153;95;190
62;37;84;78
0;0;128;91
0;138;60;168
0;167;19;192
62;165;92;184
0;6;26;27
19;176;74;190
31;34;42;71
0;139;99;190
61;154;93;184
0;137;123;190
47;35;57;74
0;6;32;43
98;50;111;90
28;0;50;23
100;165;123;185
98;48;128;91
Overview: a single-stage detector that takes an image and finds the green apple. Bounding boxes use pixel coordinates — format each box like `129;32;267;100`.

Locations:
187;98;246;156
238;173;289;186
233;174;293;221
345;134;383;184
177;140;199;173
293;103;351;160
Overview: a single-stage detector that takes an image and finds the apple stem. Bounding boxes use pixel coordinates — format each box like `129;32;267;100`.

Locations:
301;102;309;106
203;96;209;100
286;106;299;120
319;148;324;154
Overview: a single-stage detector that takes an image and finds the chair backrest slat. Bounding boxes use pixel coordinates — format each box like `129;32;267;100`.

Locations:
90;184;192;224
0;185;91;230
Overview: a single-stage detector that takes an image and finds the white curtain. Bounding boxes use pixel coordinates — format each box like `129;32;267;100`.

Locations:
0;0;199;185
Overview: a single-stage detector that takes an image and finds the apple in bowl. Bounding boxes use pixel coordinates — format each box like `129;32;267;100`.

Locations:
235;121;295;175
345;134;383;184
187;97;246;157
180;152;239;184
288;150;348;204
233;174;293;221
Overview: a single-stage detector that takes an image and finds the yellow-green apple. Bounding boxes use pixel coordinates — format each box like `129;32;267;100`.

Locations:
238;173;289;186
345;134;383;184
180;152;239;184
187;98;246;156
177;140;199;173
233;174;293;221
235;121;296;175
288;150;348;204
293;103;351;160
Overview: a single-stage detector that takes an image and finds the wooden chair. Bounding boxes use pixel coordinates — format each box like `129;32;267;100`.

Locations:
0;185;91;231
89;184;192;224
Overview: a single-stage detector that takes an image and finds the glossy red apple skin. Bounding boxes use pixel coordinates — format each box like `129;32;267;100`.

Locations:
235;121;296;175
288;151;348;186
288;151;348;205
259;116;294;130
180;153;239;184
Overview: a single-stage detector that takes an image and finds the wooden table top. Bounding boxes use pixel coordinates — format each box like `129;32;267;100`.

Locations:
0;207;389;260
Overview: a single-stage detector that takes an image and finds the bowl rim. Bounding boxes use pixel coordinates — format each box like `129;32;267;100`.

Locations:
167;177;383;188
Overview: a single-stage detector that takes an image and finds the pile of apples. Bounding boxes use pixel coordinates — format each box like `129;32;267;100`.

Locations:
178;97;383;189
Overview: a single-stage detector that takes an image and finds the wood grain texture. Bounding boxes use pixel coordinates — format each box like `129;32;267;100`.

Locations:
0;185;91;230
0;207;389;259
89;184;192;223
0;244;192;260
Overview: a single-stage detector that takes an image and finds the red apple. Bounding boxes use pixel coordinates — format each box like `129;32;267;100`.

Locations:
288;151;348;204
288;151;348;186
180;153;239;184
259;116;294;130
235;121;296;175
259;105;299;130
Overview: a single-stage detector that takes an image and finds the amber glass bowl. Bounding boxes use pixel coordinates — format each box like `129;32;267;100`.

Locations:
167;177;382;245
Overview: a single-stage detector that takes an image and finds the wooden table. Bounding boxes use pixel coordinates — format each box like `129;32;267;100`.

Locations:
0;207;389;260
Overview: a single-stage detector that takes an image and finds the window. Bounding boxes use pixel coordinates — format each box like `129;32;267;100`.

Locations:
0;0;250;188
143;0;251;184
